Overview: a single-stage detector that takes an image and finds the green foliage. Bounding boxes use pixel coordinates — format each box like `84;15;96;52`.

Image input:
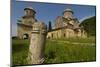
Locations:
12;39;29;65
44;38;96;64
12;38;96;66
80;16;96;36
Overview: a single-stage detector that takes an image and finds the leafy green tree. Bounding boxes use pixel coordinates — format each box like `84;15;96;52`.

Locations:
80;16;96;36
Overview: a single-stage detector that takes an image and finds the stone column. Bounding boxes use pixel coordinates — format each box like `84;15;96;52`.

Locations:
27;22;47;64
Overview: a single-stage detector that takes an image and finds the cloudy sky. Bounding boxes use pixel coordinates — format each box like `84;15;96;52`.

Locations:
11;0;96;36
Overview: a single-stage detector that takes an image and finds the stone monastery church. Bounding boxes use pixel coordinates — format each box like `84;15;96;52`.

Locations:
17;7;87;39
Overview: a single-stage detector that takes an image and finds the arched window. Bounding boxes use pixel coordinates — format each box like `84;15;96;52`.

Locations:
25;10;29;16
64;33;66;37
51;33;53;38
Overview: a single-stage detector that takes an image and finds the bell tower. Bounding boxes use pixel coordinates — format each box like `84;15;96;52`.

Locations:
21;7;37;25
17;7;37;39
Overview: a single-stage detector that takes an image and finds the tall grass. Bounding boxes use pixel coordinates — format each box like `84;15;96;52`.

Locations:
12;39;29;65
12;38;96;66
44;39;96;64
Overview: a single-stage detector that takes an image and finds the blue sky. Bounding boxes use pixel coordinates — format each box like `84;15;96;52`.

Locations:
11;0;96;36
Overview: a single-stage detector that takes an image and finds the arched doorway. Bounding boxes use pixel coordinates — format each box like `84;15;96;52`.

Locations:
51;33;53;38
23;33;29;39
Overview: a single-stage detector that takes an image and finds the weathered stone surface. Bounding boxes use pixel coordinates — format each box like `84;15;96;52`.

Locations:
27;22;47;64
17;7;87;39
47;8;87;39
17;7;37;39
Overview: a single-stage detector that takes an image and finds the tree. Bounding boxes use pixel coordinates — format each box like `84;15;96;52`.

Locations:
48;21;52;31
80;16;96;36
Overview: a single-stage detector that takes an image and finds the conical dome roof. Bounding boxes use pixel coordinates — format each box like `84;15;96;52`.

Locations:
63;8;73;14
24;7;36;13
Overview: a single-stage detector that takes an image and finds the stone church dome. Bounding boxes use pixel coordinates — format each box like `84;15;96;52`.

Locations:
63;8;74;14
24;7;36;13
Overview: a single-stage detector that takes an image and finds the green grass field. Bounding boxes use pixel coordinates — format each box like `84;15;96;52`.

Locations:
12;37;96;66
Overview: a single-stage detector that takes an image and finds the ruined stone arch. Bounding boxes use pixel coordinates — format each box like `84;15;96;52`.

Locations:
23;33;29;39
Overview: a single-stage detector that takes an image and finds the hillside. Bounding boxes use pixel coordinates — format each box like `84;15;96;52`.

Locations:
80;16;96;36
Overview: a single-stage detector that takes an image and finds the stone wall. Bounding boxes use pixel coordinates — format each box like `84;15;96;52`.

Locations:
47;28;87;39
17;23;32;39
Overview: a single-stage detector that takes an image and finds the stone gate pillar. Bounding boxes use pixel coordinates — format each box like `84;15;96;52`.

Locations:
27;22;47;64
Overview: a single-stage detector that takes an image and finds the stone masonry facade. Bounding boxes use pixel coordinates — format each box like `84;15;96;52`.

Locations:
17;7;87;39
